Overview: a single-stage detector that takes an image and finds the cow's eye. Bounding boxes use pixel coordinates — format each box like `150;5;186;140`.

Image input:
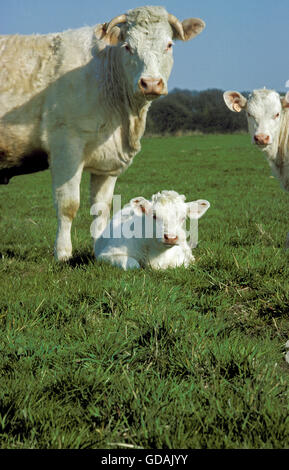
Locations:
274;113;280;119
124;43;132;54
166;42;173;51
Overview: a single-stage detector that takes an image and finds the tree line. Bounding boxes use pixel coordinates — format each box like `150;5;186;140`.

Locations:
145;88;249;135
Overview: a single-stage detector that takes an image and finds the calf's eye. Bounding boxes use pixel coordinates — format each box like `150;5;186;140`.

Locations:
274;113;280;119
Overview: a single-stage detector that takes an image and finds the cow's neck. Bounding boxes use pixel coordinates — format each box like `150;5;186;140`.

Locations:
263;110;289;190
126;105;150;152
98;47;151;152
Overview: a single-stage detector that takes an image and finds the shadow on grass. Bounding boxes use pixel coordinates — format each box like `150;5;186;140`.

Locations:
0;247;96;268
0;248;30;261
67;250;95;268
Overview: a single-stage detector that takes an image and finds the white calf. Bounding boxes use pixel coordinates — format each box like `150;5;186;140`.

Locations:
94;190;210;270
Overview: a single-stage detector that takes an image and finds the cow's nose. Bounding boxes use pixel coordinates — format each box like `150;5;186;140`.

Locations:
138;77;165;96
254;133;270;145
164;234;178;245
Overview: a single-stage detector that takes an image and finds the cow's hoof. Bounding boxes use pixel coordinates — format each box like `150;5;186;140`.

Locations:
54;250;72;262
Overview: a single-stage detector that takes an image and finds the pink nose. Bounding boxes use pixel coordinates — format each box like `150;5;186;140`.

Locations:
254;133;270;145
164;234;178;245
138;77;165;96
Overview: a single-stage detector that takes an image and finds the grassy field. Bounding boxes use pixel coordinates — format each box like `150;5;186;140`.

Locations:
0;134;289;449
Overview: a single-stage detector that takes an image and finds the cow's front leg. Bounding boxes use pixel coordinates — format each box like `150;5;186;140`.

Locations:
90;174;117;241
50;137;84;261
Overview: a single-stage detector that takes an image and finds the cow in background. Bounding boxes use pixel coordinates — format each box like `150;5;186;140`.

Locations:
224;88;289;245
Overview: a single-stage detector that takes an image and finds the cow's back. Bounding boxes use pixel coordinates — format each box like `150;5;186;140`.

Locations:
0;28;94;111
0;27;96;176
0;34;61;110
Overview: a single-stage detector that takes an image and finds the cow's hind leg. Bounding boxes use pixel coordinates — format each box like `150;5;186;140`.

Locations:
50;135;84;261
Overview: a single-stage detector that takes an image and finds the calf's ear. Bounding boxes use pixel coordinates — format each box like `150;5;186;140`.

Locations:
130;197;152;216
223;91;247;112
187;200;210;219
281;91;289;109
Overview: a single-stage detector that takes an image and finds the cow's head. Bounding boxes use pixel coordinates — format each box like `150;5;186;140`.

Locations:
96;6;205;101
224;89;289;149
130;190;210;248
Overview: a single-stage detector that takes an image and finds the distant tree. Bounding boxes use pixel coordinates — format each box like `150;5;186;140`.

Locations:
145;88;248;135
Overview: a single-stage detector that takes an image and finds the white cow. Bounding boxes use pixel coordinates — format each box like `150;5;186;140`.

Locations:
224;88;289;245
94;190;210;270
0;6;205;261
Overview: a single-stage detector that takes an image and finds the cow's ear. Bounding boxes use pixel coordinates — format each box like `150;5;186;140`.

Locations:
187;200;210;219
169;15;205;41
181;18;206;41
223;91;247;112
282;91;289;109
130;197;152;216
95;24;122;46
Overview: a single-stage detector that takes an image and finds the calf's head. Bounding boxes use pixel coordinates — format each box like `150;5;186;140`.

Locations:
130;190;210;248
97;6;205;100
224;89;289;148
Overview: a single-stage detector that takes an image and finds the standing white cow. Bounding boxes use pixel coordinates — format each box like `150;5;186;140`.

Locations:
0;6;205;261
223;88;289;244
94;190;210;270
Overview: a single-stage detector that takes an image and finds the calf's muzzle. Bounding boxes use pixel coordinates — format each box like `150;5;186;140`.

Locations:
163;234;178;245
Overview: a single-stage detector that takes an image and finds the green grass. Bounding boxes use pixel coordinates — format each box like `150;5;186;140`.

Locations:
0;134;289;449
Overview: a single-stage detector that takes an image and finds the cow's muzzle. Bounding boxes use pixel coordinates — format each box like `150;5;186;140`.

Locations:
254;133;271;146
138;77;166;97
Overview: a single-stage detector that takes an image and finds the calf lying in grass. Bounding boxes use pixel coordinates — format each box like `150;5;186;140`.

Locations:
94;190;210;270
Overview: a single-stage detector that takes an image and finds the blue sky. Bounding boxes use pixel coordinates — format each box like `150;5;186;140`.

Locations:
1;0;288;92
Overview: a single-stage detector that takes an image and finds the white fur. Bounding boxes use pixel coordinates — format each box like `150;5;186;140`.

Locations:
224;88;289;245
0;6;205;261
94;190;210;270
